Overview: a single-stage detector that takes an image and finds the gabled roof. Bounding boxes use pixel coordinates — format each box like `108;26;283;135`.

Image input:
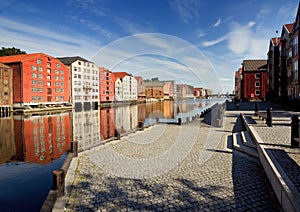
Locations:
243;60;267;71
134;76;143;81
271;37;280;46
112;72;129;83
284;23;294;33
0;53;53;63
57;56;90;65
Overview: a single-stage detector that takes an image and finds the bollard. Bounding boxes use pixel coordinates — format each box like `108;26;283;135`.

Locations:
52;169;65;197
138;121;144;129
156;117;159;123
291;115;300;148
266;107;272;127
254;102;258;116
70;141;78;157
178;118;182;125
115;129;120;140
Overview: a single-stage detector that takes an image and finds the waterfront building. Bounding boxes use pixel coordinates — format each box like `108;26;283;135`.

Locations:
279;23;293;101
289;5;300;100
0;63;13;114
144;80;165;100
99;68;114;103
234;68;243;101
194;87;206;98
0;53;70;108
135;76;146;102
177;84;194;99
58;56;99;110
162;80;176;100
113;72;137;102
267;37;280;100
241;60;268;101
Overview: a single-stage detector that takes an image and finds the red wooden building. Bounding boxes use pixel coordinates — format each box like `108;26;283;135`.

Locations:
242;60;268;101
0;53;70;107
99;67;115;103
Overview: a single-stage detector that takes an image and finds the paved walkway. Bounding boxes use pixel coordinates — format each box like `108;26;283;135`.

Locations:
58;104;281;211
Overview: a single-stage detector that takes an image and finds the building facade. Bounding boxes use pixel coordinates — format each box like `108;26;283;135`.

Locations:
0;53;70;108
0;63;13;114
135;76;146;102
242;60;268;100
267;37;280;100
58;56;99;110
99;68;115;103
144;81;165;100
162;80;175;100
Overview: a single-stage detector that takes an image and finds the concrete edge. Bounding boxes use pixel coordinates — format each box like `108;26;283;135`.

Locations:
240;113;300;212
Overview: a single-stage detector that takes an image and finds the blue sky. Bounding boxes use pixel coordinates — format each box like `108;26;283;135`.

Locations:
0;0;298;93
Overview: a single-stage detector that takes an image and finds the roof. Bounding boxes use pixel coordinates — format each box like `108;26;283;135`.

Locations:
243;60;267;71
134;76;143;81
0;53;53;63
57;56;90;65
144;81;165;87
271;37;280;46
284;23;294;33
0;62;11;69
112;72;129;83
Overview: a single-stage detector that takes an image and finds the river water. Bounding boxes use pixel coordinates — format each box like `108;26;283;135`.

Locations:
0;98;225;211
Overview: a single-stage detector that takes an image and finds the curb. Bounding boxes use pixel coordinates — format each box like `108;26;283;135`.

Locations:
240;113;300;212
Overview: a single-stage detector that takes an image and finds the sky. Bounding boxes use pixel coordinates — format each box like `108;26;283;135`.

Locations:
0;0;299;93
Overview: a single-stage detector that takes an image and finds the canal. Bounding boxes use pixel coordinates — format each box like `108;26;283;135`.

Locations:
0;98;224;211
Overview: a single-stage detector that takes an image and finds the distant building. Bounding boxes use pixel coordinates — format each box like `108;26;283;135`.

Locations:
234;68;242;100
177;84;194;99
58;56;99;110
267;37;280;100
144;81;165;100
194;87;206;98
241;60;268;100
135;76;146;102
162;80;175;100
0;63;13;113
99;68;114;103
0;53;70;108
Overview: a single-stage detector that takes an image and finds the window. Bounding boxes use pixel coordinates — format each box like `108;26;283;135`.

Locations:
38;88;43;92
47;69;51;74
56;63;60;68
47;62;51;67
255;81;260;87
55;70;59;74
47;75;51;80
294;61;299;81
38;67;43;71
60;70;64;74
32;73;37;78
255;90;260;95
32;80;37;85
255;73;260;79
32;66;37;70
38;80;43;85
32;88;37;92
38;74;43;78
47;82;51;86
37;59;42;64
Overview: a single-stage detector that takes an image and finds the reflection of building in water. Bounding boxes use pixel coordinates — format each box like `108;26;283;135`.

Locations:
115;105;138;133
73;110;100;149
0;117;15;164
100;108;115;140
163;100;175;118
177;84;195;99
137;104;146;123
13;113;71;164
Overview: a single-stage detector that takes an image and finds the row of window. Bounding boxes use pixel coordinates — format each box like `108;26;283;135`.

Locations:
32;96;65;101
74;95;99;100
31;88;64;93
32;80;64;86
73;67;98;74
32;66;64;74
36;59;61;68
74;74;98;80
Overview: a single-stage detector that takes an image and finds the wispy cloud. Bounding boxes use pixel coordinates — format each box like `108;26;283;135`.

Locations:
213;18;221;27
114;17;154;35
202;35;228;47
197;29;206;38
168;0;202;23
277;3;298;23
0;17;100;58
67;0;109;16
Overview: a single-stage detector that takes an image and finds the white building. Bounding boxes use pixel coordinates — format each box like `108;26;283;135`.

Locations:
58;56;99;110
113;72;137;102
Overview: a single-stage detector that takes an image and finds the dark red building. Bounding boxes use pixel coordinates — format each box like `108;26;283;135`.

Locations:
0;53;70;107
242;60;268;101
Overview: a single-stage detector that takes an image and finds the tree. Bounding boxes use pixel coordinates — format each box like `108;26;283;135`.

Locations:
0;47;26;56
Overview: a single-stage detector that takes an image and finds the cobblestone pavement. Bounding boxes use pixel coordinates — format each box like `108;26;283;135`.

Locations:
246;105;300;194
63;108;281;211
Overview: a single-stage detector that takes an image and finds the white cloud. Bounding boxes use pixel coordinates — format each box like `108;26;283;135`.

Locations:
202;35;229;47
213;18;221;27
168;0;202;23
197;29;206;38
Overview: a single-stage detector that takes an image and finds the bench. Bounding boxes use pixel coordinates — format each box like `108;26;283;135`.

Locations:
257;112;267;120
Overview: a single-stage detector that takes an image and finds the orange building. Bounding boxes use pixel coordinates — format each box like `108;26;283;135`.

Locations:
0;53;70;107
14;113;71;164
100;107;116;140
144;81;164;99
99;67;115;103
